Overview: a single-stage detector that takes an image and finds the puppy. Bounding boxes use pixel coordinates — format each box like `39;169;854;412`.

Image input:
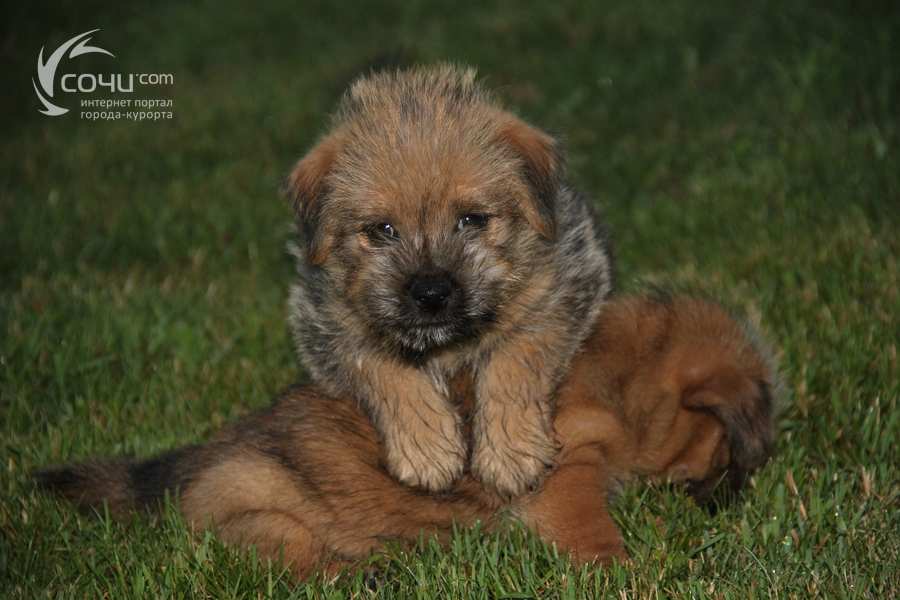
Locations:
37;293;779;578
286;64;613;496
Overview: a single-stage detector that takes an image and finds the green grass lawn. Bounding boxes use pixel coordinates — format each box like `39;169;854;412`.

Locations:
2;1;898;597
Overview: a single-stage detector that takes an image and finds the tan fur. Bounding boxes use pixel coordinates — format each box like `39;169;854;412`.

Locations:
514;294;778;560
185;389;499;577
39;293;779;578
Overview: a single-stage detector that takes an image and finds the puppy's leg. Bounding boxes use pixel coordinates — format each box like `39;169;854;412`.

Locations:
359;357;466;492
514;390;639;565
471;329;566;497
179;450;330;579
215;510;324;579
516;442;627;564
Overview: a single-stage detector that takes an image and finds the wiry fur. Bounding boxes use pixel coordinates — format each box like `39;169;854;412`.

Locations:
37;293;781;578
286;65;613;496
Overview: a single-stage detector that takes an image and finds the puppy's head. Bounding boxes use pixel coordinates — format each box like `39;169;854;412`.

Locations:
286;65;563;355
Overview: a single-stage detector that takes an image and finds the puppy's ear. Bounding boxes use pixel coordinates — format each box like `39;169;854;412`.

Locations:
284;132;344;265
683;375;776;492
496;117;562;239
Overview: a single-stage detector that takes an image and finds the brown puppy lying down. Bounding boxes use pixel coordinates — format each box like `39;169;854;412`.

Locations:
37;293;778;578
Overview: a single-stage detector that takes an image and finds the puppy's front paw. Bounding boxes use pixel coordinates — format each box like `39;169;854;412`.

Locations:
472;433;558;497
384;425;466;492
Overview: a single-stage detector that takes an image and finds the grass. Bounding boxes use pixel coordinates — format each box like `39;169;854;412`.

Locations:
2;1;898;597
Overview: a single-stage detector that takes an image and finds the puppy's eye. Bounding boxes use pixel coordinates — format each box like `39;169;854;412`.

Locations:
365;222;399;244
457;213;489;231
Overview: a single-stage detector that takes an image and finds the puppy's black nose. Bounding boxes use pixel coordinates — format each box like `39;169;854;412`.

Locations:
408;274;455;313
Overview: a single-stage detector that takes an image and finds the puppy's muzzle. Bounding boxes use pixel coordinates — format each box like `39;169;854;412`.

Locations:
407;272;457;315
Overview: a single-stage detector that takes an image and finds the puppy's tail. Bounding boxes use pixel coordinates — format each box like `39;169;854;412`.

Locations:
35;446;196;517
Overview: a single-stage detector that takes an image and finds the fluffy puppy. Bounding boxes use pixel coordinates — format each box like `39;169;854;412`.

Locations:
286;64;613;496
37;293;780;578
